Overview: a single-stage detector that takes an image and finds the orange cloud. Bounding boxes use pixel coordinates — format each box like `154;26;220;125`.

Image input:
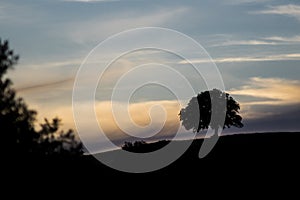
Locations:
229;77;300;119
230;77;300;105
27;100;182;142
96;100;181;140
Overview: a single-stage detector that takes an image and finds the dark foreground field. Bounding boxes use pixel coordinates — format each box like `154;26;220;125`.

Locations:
10;132;300;180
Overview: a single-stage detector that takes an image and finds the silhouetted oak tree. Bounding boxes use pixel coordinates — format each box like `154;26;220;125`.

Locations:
179;89;243;136
0;38;82;156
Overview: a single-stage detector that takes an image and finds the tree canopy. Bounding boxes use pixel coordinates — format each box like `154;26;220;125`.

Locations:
179;89;243;134
0;38;82;156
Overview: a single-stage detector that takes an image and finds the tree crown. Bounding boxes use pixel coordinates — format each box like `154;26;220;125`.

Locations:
179;89;243;133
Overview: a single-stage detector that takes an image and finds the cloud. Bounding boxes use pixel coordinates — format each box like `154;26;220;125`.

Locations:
212;39;277;46
0;2;45;24
263;35;300;43
252;4;300;21
9;58;80;94
96;100;181;139
229;77;300;106
32;99;182;152
179;53;300;64
21;59;82;69
16;78;74;92
225;0;272;5
62;7;188;43
227;77;300;132
63;0;119;2
22;80;184;150
243;104;300;132
27;77;300;151
211;34;300;47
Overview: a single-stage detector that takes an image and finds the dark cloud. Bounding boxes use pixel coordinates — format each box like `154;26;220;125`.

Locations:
240;104;300;132
16;78;74;92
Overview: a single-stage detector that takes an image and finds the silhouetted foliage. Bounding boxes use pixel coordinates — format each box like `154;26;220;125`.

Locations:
179;89;243;135
0;38;82;156
0;39;38;152
122;140;170;153
36;118;82;155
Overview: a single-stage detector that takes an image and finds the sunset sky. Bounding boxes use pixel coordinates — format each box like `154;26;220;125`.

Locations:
1;0;300;152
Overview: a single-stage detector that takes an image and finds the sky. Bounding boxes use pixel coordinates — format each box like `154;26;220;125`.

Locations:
1;0;300;152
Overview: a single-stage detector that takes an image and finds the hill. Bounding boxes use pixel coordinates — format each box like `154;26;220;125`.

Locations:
11;132;300;179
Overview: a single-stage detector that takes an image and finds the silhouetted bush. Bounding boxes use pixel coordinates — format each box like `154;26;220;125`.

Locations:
122;140;170;153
